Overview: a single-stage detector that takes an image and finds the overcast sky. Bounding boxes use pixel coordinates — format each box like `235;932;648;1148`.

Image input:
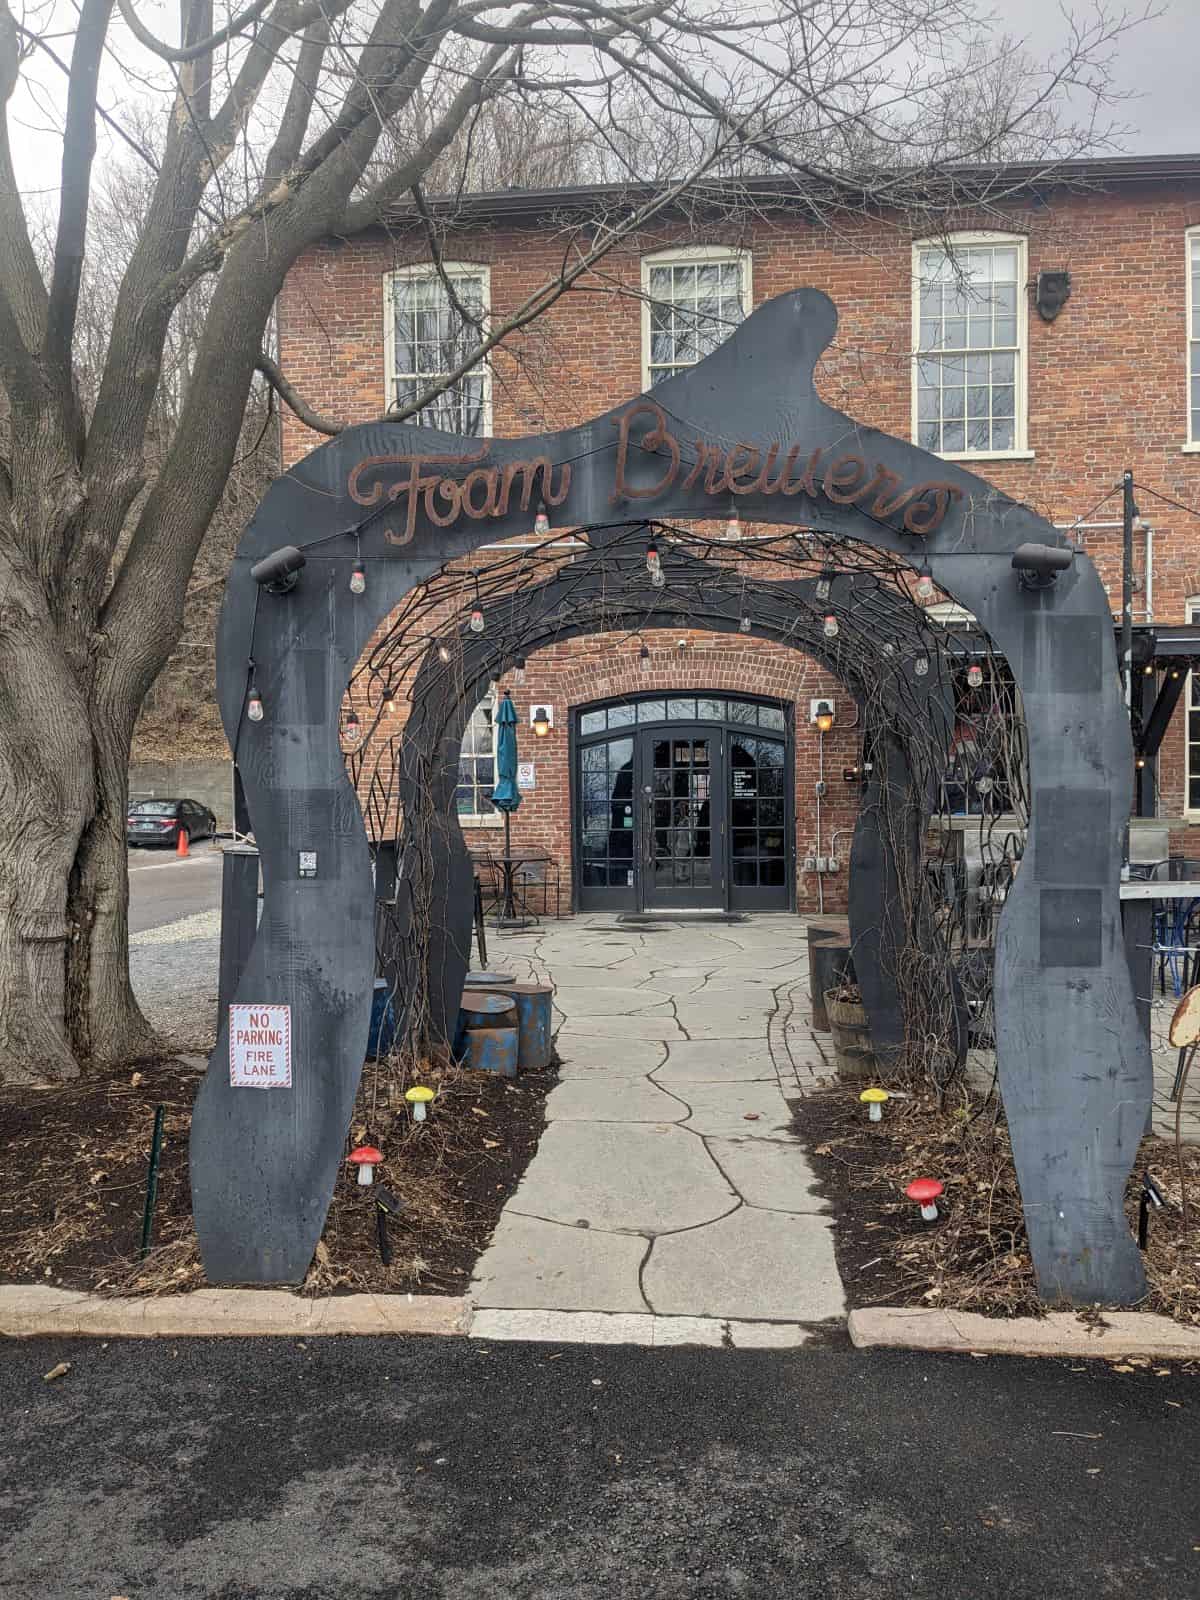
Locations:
1011;0;1197;154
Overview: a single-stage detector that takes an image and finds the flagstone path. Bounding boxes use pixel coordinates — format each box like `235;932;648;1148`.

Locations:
469;915;846;1346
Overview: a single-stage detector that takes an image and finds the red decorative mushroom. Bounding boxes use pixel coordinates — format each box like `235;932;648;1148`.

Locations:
905;1176;943;1222
348;1144;382;1186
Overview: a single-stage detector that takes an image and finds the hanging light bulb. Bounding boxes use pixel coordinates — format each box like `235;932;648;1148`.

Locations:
915;655;929;677
514;657;526;686
916;570;935;602
651;566;666;589
382;682;396;714
739;615;752;633
823;613;839;639
967;662;984;690
343;708;361;746
469;607;485;633
639;643;651;672
246;685;264;723
349;561;366;595
815;569;834;602
646;540;661;576
534;504;550;537
882;642;896;658
437;641;452;664
726;505;741;540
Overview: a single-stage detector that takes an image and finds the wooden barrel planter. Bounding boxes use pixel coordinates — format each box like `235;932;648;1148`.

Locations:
810;938;855;1032
824;986;877;1081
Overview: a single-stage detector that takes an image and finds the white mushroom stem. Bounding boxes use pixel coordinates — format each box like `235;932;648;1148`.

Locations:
868;1102;883;1122
357;1163;375;1186
919;1201;938;1222
412;1102;428;1123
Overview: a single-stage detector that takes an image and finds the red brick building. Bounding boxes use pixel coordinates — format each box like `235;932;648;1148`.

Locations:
278;156;1200;914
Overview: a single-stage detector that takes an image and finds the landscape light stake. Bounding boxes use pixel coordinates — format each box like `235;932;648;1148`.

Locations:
140;1104;166;1259
374;1186;403;1266
1138;1172;1166;1251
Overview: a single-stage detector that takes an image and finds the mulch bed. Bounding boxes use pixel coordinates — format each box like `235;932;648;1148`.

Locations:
794;1083;1200;1324
0;1051;557;1298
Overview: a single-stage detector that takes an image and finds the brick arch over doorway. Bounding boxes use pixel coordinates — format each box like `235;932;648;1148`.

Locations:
465;628;855;914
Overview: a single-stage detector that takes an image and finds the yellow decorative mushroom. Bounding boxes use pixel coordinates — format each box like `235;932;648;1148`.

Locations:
405;1085;436;1123
859;1086;890;1122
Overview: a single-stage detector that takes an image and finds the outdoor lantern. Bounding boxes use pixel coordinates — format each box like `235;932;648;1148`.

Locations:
382;683;396;714
534;504;550;536
349;561;366;595
469;607;485;634
246;686;264;722
815;707;834;734
639;644;651;672
967;662;984;690
916;570;934;602
915;655;929;677
823;613;839;639
343;708;361;746
815;569;834;601
532;706;552;737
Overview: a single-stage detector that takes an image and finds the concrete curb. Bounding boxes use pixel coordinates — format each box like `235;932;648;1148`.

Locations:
0;1285;471;1339
848;1306;1200;1361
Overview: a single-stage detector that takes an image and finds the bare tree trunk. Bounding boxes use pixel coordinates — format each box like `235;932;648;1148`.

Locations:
0;555;94;1083
65;701;159;1066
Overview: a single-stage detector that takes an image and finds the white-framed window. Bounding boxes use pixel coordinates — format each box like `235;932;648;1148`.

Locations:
384;263;491;434
912;234;1028;459
642;245;752;389
1187;598;1200;813
1187;230;1200;446
457;695;501;823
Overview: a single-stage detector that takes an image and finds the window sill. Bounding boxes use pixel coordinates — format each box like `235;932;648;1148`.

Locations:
924;449;1036;464
459;815;504;828
1180;442;1200;454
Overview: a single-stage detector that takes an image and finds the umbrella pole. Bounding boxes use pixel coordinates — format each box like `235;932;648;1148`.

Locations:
503;808;514;921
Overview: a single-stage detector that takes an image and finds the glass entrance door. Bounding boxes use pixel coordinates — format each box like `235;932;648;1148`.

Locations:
641;728;722;910
574;693;794;914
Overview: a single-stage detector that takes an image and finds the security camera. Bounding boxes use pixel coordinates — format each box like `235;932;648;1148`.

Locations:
1011;542;1073;590
250;544;306;593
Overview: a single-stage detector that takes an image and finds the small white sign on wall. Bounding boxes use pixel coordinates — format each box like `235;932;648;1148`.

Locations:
518;761;536;790
229;1004;292;1089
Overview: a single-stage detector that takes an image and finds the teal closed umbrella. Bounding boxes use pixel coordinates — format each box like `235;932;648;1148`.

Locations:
491;692;523;921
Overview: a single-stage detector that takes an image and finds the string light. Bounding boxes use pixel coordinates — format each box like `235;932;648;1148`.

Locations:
725;505;741;539
469;570;485;633
967;663;984;690
823;613;839;639
246;684;264;722
534;504;550;536
815;569;834;602
343;707;361;746
915;655;929;677
349;536;366;595
739;615;752;633
646;539;661;576
916;567;934;603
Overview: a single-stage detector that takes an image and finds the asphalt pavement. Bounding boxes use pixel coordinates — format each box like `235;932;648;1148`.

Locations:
128;839;223;934
1;1336;1196;1599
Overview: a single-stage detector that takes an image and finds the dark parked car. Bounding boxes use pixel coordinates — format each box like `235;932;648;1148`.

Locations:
126;798;217;848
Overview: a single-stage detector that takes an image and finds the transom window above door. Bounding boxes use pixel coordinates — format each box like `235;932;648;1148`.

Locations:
642;247;752;387
384;264;490;435
578;694;785;735
913;236;1028;460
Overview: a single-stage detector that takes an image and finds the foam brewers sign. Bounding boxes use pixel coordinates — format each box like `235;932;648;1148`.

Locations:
230;1004;292;1088
346;398;963;543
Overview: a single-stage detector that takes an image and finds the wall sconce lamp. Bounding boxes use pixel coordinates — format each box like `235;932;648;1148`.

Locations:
1011;541;1073;590
250;544;306;593
532;706;552;738
811;698;835;734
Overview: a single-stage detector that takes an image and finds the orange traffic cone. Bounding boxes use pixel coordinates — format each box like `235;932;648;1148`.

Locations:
177;828;189;858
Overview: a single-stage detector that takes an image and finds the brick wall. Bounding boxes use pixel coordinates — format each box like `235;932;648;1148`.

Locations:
281;178;1200;896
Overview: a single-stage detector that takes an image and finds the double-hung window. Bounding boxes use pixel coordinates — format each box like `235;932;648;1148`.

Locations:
1188;231;1200;446
642;246;752;388
457;696;499;823
385;264;490;435
913;236;1027;458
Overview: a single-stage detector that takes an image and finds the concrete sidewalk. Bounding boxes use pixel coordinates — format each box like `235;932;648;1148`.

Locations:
470;915;845;1344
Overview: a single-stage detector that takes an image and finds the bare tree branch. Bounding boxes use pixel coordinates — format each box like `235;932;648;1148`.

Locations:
256;350;344;434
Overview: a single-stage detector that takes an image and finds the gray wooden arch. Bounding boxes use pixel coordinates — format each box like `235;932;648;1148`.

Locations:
195;288;1149;1305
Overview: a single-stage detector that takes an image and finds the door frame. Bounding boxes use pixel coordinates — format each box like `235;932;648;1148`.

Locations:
570;692;796;914
637;723;725;912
